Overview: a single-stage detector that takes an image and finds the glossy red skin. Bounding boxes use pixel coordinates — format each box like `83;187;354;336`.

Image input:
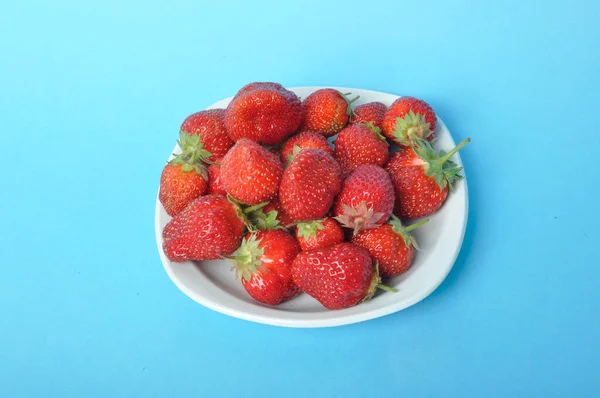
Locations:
351;102;387;130
334;125;389;177
263;196;296;229
382;97;437;145
291;243;373;310
300;89;349;137
207;163;226;195
333;165;395;225
162;195;244;261
220;139;283;205
296;218;344;252
225;82;302;145
159;163;208;216
385;149;448;219
280;131;333;165
279;149;343;221
352;224;414;276
180;109;234;162
242;230;301;305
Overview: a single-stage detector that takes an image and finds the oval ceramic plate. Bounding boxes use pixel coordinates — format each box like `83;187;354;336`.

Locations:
155;87;468;328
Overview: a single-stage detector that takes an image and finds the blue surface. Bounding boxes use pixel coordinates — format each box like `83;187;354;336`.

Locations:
1;0;599;396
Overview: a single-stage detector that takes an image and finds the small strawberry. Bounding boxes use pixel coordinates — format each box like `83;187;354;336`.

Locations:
220;139;283;205
291;242;396;309
225;82;302;145
333;165;395;235
295;218;344;251
279;148;343;221
334;124;389;177
207;163;226;196
386;138;470;219
352;216;429;276
162;195;245;262
261;196;296;230
159;163;208;216
300;89;359;137
180;109;234;162
230;230;301;305
280;131;333;165
351;101;387;130
382;97;437;147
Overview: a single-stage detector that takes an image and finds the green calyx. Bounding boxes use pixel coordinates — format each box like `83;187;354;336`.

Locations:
228;234;265;282
341;91;360;119
388;215;429;251
334;201;385;236
362;262;398;303
286;145;304;165
227;195;282;232
168;130;214;179
362;121;388;143
296;218;326;240
392;109;434;147
412;137;471;192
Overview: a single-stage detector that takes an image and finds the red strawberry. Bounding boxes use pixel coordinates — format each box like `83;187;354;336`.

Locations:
280;131;333;165
180;109;234;162
220;139;283;205
207;163;226;196
279;148;343;221
230;230;301;305
333;165;395;235
382;97;437;147
162;195;244;262
334;124;389;177
291;242;395;309
300;89;359;137
159;163;208;216
225;82;302;145
351;101;387;130
352;216;429;276
295;218;344;251
386;138;470;219
262;196;296;229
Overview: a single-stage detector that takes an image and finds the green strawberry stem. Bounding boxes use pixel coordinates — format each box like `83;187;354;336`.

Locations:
404;218;430;232
341;92;360;117
376;283;398;293
438;138;471;164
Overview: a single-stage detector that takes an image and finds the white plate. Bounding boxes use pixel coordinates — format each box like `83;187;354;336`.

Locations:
155;87;468;328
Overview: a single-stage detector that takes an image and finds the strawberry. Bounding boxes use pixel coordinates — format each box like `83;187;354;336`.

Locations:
159;163;208;216
295;218;344;251
261;196;296;230
351;101;387;130
334;124;389;177
225;82;302;145
333;165;395;235
220;139;283;205
280;131;333;165
300;89;359;137
279;148;343;221
162;194;245;262
180;109;234;162
207;163;226;196
230;230;301;305
352;216;429;276
291;242;396;309
386;138;470;219
382;97;437;147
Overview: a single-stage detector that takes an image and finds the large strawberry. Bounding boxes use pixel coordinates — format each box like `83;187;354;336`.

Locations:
162;195;245;262
300;89;359;137
180;109;234;162
279;148;343;221
386;138;470;219
333;165;395;235
352;216;429;276
230;230;301;305
280;131;333;165
334;124;389;177
351;101;387;130
291;242;396;309
382;97;437;147
295;218;344;251
207;163;226;195
225;82;302;145
220;139;283;205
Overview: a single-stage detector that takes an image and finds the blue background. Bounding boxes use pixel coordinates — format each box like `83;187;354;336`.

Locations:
1;0;599;396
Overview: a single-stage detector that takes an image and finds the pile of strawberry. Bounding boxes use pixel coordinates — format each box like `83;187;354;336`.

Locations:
159;82;470;310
